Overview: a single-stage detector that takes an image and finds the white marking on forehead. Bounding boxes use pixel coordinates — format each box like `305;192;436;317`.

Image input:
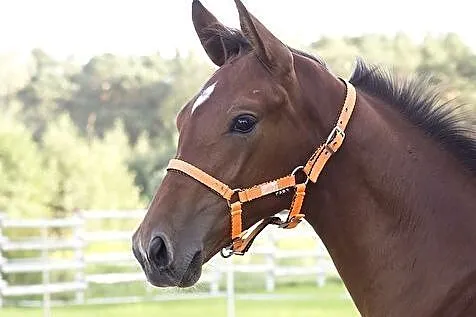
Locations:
191;81;218;114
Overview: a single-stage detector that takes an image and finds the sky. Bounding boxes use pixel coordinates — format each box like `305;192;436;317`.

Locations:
0;0;474;62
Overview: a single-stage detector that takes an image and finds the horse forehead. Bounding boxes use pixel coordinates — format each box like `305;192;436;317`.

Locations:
191;81;218;115
189;61;268;116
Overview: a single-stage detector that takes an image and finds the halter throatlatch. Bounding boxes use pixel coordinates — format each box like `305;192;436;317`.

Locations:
166;78;356;257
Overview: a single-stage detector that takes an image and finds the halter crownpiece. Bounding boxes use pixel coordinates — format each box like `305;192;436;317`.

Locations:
166;78;356;257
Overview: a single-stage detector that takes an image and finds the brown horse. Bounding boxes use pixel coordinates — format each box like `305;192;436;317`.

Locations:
132;1;476;316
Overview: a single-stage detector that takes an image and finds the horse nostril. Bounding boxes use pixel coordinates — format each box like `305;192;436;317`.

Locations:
148;235;172;269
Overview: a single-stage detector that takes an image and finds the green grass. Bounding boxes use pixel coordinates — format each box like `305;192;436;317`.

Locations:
1;283;359;317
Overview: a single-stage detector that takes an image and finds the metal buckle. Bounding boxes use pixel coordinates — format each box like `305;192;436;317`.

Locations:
291;166;310;185
325;126;345;146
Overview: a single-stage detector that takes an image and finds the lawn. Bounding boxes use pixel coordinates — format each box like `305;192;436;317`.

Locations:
1;283;360;317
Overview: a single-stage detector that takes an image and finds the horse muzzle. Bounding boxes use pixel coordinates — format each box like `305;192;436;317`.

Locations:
132;232;203;287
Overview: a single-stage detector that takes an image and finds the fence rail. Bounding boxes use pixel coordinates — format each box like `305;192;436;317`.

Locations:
0;210;339;308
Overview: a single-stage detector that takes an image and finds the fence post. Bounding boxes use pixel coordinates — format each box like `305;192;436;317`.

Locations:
209;257;221;295
210;269;221;295
315;239;326;288
0;212;5;308
73;209;85;304
41;223;51;317
265;230;276;292
226;257;235;317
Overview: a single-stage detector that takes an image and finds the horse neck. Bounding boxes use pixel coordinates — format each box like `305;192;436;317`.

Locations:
295;61;476;316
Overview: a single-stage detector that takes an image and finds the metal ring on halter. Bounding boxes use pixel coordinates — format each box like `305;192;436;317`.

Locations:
291;165;310;185
227;188;242;207
220;244;234;258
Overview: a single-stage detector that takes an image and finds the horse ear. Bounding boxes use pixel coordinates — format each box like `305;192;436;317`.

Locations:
233;0;293;76
192;0;232;66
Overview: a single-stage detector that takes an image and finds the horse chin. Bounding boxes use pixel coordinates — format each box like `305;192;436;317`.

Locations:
177;250;203;287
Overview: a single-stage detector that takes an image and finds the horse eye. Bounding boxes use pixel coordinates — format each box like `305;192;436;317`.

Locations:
231;114;257;133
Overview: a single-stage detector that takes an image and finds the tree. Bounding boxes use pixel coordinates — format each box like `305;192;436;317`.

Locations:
0;103;53;218
15;49;78;138
41;114;143;217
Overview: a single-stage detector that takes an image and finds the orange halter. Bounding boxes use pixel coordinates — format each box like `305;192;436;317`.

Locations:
166;78;356;257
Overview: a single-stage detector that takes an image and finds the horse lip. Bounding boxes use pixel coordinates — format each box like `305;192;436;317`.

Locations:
178;250;203;287
145;266;179;287
145;250;203;288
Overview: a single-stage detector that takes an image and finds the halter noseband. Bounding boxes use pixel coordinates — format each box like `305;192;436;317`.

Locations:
166;78;356;257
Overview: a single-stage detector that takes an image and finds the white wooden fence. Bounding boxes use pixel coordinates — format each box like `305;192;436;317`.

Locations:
0;210;340;308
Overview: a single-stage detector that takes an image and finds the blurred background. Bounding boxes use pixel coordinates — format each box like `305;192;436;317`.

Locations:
0;0;474;316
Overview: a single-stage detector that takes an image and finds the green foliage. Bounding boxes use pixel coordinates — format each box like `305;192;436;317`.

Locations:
0;103;52;218
128;132;171;198
309;33;476;112
41;115;143;215
15;49;78;138
0;105;143;219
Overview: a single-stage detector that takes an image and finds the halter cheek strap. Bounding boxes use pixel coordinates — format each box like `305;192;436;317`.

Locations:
304;78;357;182
166;78;356;257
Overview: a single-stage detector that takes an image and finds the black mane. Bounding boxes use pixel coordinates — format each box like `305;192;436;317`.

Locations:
350;59;476;174
209;27;476;174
